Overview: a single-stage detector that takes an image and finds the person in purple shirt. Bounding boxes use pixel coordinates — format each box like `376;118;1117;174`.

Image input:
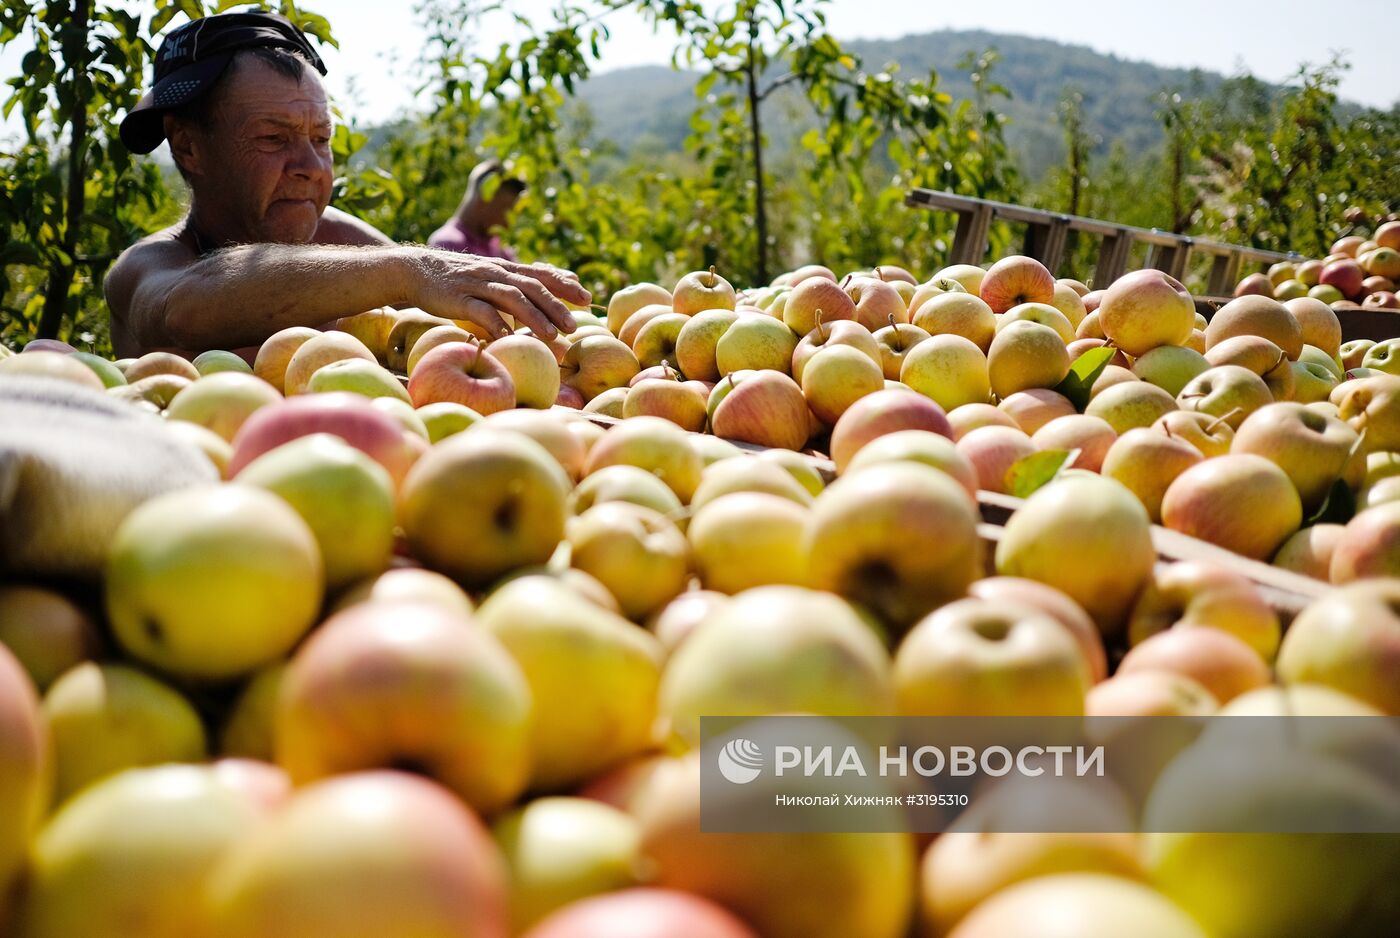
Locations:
428;159;524;261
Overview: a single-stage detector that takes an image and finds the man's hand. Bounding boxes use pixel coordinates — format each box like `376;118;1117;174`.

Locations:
406;249;590;341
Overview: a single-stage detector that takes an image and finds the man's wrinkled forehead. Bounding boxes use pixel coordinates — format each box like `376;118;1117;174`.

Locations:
220;56;331;129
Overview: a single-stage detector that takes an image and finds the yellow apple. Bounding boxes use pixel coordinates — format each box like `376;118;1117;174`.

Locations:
948;874;1207;938
254;326;321;393
986;320;1070;399
900;334;992;411
0;586;101;691
687;492;809;593
282;331;376;395
567;503;690;622
165;372;282;442
583;415;703;503
43;662;205;802
0;645;47;926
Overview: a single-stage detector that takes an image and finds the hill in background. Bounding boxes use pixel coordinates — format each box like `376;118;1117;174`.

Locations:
569;29;1241;180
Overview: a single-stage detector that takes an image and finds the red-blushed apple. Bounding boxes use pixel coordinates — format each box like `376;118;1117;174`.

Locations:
1230;402;1362;512
567;503;689;622
672;266;736;316
1057;277;1090;297
276;601;531;813
657;587;892;747
583;415;702;502
1031;414;1117;473
475;576;662;789
828;388;952;472
845;277;908;330
948;402;1018;439
1160;454;1302;559
1377;221;1400;250
967;576;1106;682
279;332;374;395
1275;580;1400;714
1328;501;1400;582
1272;524;1346;580
1320;258;1366;299
554;383;584;408
1087;670;1218;718
0;644;47;924
0;586;101;691
987;320;1070;399
17;764;267;938
1205;295;1304;359
623;376;707;432
782;276;858;335
42;662;205;803
636;751;915;938
1176;365;1272;430
235;433;396;591
957;424;1035;494
474;408;587;481
1125;562;1281;661
801;344;885;425
1363;290;1400;309
947;873;1208;938
911;292;996;351
900;334;992;411
400;429;571;588
896;598;1090;716
1050;281;1089;328
524;888;758;938
104;486;322;682
20;338;76;354
845;429;978;499
705;370;809;451
1153;410;1235;457
1085;381;1178;434
404;324;479;375
332;567;474;618
1233;272;1274;297
229;392;420;487
1100;427;1204;522
207;771;509;938
805;463;981;632
0;350;106;391
123;350;200;383
1117;626;1270;703
979;255;1055;313
606;283;673;335
996;474;1156;634
407;341;515;413
492;797;642;933
1284;296;1342;358
616;304;670;349
999;388;1077;434
561;334;640;401
791;318;880;383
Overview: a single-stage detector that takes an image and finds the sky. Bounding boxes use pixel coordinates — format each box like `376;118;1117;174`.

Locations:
2;0;1397;138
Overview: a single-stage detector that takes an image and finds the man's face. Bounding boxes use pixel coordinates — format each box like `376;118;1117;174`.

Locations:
184;55;334;244
482;182;521;231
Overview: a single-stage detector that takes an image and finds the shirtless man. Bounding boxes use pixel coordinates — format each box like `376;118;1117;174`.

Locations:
105;11;587;360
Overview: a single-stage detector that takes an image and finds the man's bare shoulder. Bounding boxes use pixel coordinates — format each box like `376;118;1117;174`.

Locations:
314;206;395;246
104;227;199;316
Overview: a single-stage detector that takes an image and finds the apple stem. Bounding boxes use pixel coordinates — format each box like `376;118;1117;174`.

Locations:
1206;409;1243;433
661;359;679;382
705;265;718;288
814;309;827;341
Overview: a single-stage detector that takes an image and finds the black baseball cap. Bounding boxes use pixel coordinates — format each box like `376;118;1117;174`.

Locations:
119;11;327;155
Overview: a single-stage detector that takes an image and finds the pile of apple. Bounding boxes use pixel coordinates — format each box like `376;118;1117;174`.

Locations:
2;247;1400;938
1234;220;1400;310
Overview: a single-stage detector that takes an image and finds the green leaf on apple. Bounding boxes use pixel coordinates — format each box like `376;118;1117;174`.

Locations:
1006;449;1075;500
1053;347;1116;412
1305;477;1356;527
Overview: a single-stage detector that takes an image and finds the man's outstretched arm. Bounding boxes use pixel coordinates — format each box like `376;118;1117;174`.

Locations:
105;236;589;353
